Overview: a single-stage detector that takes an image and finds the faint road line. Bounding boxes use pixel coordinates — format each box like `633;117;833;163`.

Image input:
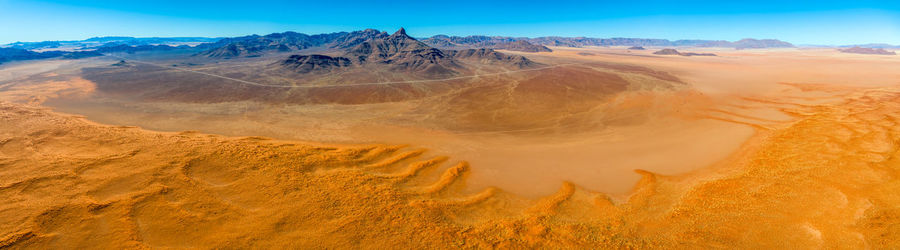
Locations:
106;54;577;89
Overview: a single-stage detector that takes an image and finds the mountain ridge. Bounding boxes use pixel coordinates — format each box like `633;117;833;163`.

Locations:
277;28;537;78
838;46;896;55
423;35;795;49
0;47;102;65
13;30;899;52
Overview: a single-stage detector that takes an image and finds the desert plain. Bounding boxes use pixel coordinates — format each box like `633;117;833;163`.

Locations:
2;45;900;248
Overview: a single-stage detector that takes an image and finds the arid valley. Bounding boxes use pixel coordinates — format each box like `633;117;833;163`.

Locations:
2;2;900;245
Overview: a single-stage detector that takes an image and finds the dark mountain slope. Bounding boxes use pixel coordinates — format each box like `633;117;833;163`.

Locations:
280;54;352;73
343;28;460;77
278;29;539;78
197;32;347;58
448;48;537;68
328;29;390;49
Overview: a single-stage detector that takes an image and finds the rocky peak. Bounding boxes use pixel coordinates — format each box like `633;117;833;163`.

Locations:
393;28;407;37
386;28;417;43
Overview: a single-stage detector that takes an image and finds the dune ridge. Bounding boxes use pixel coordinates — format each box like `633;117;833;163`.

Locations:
3;78;900;248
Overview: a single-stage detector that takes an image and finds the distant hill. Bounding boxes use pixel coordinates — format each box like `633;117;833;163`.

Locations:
196;30;395;58
196;31;348;58
448;48;536;67
3;37;218;51
95;44;181;54
840;44;900;49
653;48;717;57
653;48;681;55
0;48;59;64
720;39;795;49
838;47;896;55
422;35;551;52
0;47;102;65
421;35;793;49
423;37;551;52
421;35;517;48
62;50;103;59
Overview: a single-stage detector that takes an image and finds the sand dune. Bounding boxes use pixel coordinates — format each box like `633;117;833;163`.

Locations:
3;80;900;247
2;47;900;247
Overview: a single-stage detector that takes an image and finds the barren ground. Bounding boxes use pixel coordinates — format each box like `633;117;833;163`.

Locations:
1;47;899;248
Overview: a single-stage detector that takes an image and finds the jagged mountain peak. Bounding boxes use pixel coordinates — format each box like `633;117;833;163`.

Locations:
386;28;420;43
393;28;407;37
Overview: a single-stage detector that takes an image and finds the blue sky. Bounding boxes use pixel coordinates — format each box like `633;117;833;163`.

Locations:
1;0;898;45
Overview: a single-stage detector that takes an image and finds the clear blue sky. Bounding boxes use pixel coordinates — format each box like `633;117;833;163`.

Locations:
1;0;898;45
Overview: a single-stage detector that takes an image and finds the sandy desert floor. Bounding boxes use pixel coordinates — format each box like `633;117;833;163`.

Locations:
1;47;900;248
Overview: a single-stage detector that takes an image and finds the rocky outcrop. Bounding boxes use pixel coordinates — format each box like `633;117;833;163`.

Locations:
628;46;645;50
280;54;352;73
111;60;131;67
653;49;681;55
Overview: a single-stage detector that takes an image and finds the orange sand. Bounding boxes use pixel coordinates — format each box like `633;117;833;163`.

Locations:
3;82;900;247
2;48;900;247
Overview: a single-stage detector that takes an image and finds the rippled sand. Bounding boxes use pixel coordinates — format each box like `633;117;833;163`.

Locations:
2;48;900;248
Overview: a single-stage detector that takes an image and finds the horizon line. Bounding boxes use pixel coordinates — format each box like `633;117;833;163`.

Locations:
2;28;898;48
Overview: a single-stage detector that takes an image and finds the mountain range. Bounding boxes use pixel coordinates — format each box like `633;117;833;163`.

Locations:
652;48;717;56
422;36;552;52
276;28;536;78
8;30;900;56
0;48;102;65
839;44;900;49
423;36;794;49
1;37;218;51
838;47;897;55
196;31;349;58
4;28;897;67
173;33;799;59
